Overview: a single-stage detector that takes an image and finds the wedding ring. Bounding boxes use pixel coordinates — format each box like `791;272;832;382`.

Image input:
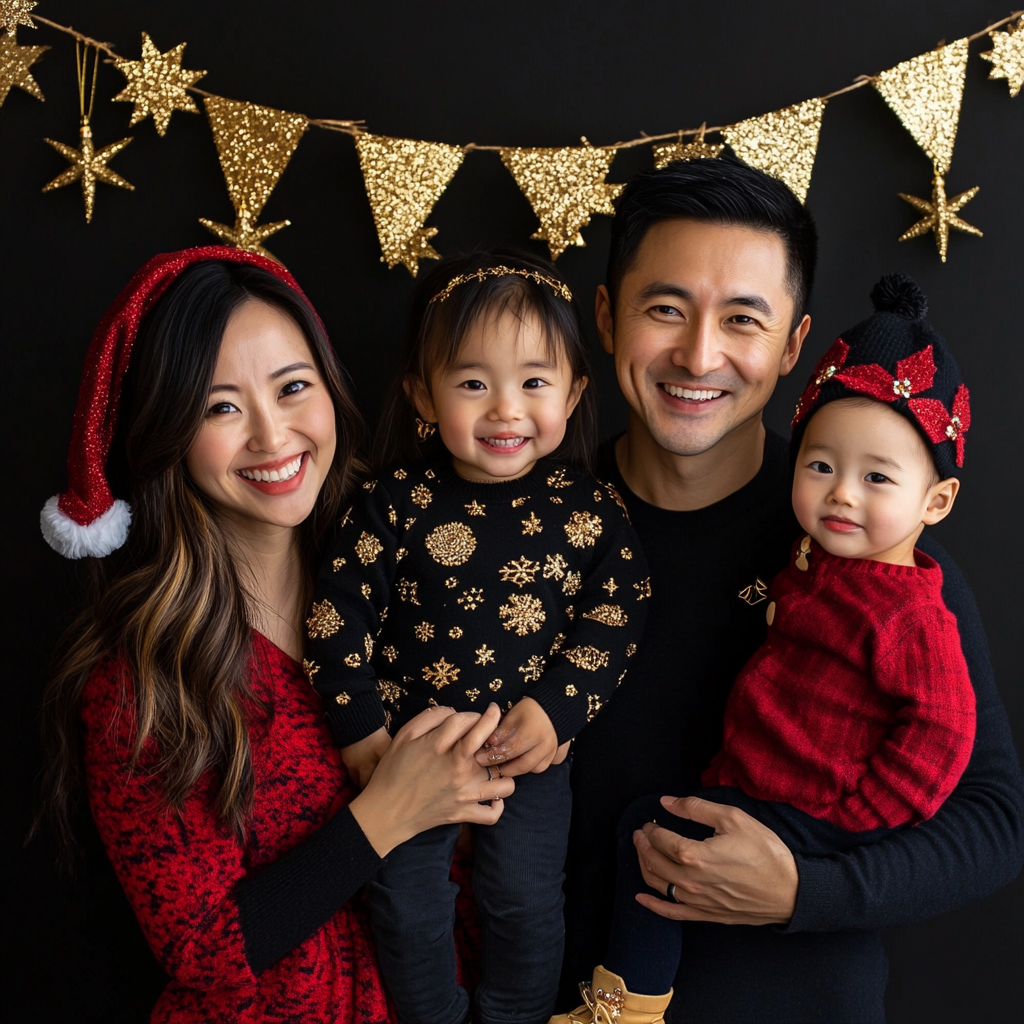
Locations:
667;883;680;903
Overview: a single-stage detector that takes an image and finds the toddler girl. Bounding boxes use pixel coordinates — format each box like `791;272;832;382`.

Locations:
554;274;977;1023
306;250;650;1024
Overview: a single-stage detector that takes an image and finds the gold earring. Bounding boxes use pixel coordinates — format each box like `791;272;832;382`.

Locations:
415;417;437;440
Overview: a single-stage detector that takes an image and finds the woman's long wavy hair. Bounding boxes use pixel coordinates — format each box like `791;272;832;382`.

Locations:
38;260;364;868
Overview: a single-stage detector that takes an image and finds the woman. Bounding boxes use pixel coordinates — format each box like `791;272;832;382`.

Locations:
38;247;513;1022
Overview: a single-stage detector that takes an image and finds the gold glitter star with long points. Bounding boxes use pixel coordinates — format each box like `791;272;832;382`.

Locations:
0;27;47;106
198;207;290;260
113;32;206;136
898;176;982;262
42;124;134;222
980;17;1024;97
0;1;37;32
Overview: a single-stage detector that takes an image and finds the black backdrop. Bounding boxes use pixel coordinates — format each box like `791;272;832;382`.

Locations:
2;1;1021;1020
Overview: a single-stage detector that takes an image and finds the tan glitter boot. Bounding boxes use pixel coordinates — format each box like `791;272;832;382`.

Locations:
548;965;673;1023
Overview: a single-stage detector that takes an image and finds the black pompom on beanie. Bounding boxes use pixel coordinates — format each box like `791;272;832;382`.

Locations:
791;273;970;479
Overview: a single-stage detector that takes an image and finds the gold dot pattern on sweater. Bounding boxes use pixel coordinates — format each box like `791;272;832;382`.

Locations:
397;579;421;604
302;659;319;683
425;522;477;565
449;626;464;639
458;587;485;610
490;679;503;691
378;679;407;707
335;692;351;705
547;467;573;488
360;583;372;599
307;600;343;638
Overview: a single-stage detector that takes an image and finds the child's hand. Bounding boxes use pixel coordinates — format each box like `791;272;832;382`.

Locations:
341;726;392;789
474;697;565;777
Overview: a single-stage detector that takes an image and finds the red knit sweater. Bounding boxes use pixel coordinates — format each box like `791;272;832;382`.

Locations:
703;538;976;831
82;633;395;1023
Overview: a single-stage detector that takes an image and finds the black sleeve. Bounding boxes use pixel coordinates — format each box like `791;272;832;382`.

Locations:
234;807;382;975
787;533;1024;931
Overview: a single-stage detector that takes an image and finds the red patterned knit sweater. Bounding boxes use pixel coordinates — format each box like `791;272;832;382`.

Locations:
703;538;976;831
82;632;396;1023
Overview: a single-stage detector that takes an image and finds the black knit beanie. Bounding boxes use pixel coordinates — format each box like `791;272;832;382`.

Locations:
791;273;970;480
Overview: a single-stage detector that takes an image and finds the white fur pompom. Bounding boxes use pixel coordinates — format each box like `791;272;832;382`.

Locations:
40;496;132;559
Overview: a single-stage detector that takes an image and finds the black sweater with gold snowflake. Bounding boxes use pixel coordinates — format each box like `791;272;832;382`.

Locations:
306;459;650;748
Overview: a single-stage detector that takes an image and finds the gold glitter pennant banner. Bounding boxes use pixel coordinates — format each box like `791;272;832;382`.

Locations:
0;26;48;106
354;133;465;276
653;128;723;169
500;140;623;260
980;16;1024;97
874;38;969;174
721;98;826;203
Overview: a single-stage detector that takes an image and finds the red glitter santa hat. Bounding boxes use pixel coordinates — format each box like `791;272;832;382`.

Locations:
41;246;316;559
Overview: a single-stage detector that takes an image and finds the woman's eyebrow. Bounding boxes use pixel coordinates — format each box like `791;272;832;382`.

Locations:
270;361;315;379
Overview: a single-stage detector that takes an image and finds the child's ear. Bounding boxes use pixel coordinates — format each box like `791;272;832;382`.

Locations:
403;375;438;424
922;476;960;526
565;375;588;417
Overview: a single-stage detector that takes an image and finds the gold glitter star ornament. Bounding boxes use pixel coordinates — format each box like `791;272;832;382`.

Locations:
0;27;48;106
500;139;623;259
980;17;1024;97
0;1;36;32
112;32;206;136
722;98;827;203
42;124;134;222
898;177;982;262
355;133;465;276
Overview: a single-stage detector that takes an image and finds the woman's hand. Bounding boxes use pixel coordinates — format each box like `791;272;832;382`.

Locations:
473;696;568;777
348;703;515;857
340;727;392;789
632;795;798;925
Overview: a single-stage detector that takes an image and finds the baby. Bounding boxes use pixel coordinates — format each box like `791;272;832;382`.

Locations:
555;274;977;1023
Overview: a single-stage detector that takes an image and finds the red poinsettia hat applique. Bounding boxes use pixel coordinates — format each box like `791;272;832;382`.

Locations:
790;273;970;480
41;246;317;559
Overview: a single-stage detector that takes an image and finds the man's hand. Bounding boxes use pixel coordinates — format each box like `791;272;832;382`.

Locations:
632;795;798;925
473;696;568;777
341;726;392;789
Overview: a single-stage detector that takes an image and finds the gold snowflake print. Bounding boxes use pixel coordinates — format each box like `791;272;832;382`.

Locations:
355;531;384;565
364;634;375;660
587;694;604;722
307;600;343;638
500;594;546;635
582;604;628;627
302;659;320;684
566;605;575;620
547;466;573;488
634;578;652;600
411;484;433;508
618;669;628;685
604;482;630;517
519;654;547;682
593;489;604;502
603;578;619;596
550;632;566;655
449;626;464;639
458;587;485;611
563;571;582;596
332;556;347;571
335;692;351;705
363;480;376;492
339;507;353;527
564;510;602;547
393;468;408;480
378;679;406;707
361;583;372;599
445;577;458;588
626;643;637;657
396;547;408;562
490;678;503;691
550;496;563;504
465;500;487;516
425;469;436;479
423;657;459;689
425;522;477;565
382;645;398;663
543;553;568;580
397;578;421;604
522;512;543;535
476;644;496;665
565;684;578;697
414;622;435;641
405;518;417;530
387;505;398;526
384;710;392;731
564;645;610;671
620;547;633;560
499;555;540;587
466;688;481;702
344;653;361;668
511;496;527;508
380;606;389;621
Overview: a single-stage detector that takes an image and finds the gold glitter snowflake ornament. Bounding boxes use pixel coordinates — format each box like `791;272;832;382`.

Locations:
0;27;47;106
898;177;982;262
112;32;206;136
500;139;623;259
43;125;134;222
980;17;1024;97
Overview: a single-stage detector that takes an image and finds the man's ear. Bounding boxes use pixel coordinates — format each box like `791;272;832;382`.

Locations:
403;374;437;423
595;284;615;355
778;313;812;378
922;476;960;526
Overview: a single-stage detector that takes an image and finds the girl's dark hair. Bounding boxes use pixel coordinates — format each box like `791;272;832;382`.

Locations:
38;259;364;868
374;248;597;472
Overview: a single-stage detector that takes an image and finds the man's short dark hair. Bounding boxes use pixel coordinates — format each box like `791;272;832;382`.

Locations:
607;157;818;332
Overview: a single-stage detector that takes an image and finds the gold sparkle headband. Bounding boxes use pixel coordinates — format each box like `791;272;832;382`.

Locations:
429;266;574;304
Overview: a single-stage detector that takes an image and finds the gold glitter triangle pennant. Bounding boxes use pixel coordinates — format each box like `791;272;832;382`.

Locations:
354;133;465;276
0;1;37;33
980;16;1024;98
0;26;48;106
500;140;622;259
722;98;826;203
199;95;307;255
874;38;969;174
112;31;206;136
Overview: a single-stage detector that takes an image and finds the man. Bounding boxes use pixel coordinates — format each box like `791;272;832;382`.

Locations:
559;159;1024;1022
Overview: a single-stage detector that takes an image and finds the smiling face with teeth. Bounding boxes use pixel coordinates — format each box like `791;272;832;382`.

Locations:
185;300;337;538
596;219;811;504
409;307;584;482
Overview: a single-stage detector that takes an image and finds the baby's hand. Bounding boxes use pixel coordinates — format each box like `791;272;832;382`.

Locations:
474;697;566;777
341;726;392;790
